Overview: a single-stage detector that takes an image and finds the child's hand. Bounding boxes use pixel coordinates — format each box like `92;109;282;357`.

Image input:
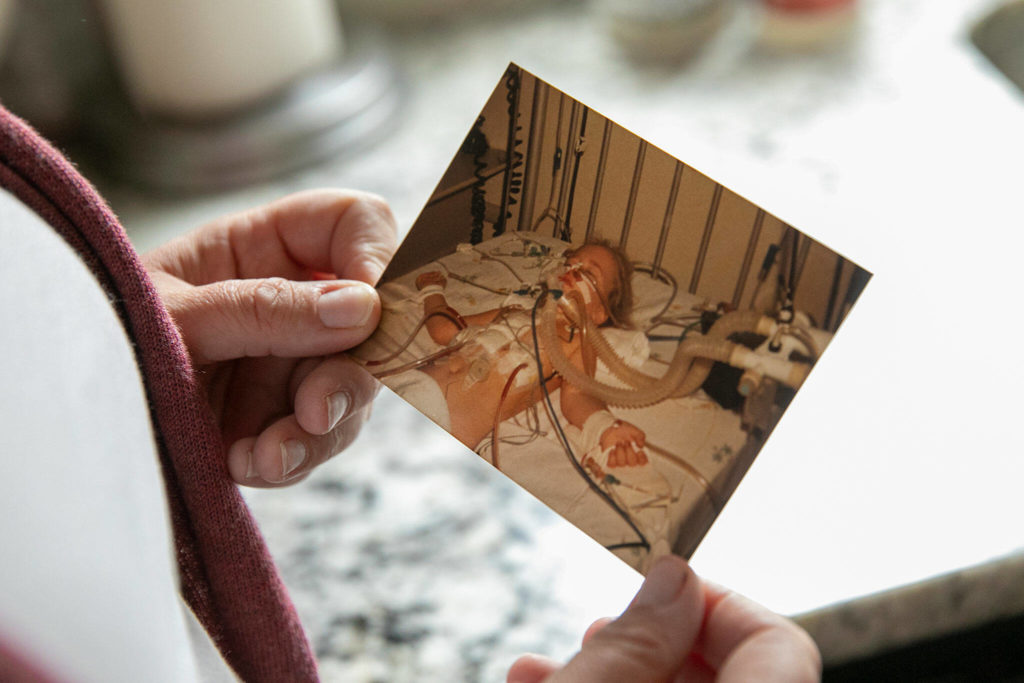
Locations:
143;190;398;487
599;420;648;467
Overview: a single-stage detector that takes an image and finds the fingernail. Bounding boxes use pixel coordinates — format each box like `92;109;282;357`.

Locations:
326;391;350;430
318;283;375;328
245;449;258;479
634;555;688;607
281;439;307;478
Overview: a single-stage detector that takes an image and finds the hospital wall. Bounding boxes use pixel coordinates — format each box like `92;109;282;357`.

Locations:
386;68;866;332
382;81;517;279
508;70;865;332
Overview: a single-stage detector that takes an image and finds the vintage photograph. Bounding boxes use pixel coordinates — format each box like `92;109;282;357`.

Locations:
353;64;870;573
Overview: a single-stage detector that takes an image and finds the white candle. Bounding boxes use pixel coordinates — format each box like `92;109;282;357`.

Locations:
98;0;344;118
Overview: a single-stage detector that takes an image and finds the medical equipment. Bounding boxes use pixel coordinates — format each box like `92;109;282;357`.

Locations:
360;233;830;565
528;292;651;553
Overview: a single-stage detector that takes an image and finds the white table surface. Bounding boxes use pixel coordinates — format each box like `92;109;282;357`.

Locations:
101;0;1024;674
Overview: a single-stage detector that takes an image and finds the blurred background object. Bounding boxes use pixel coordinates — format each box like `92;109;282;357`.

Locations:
0;0;16;63
596;0;730;63
0;0;112;140
0;0;878;194
5;1;1024;680
757;0;858;52
972;0;1024;95
338;0;520;23
0;0;400;192
99;0;344;118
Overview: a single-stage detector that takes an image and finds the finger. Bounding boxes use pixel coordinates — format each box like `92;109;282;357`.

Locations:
582;618;613;645
620;443;635;467
627;444;647;467
618;444;634;471
548;555;703;682
696;583;821;683
279;190;397;284
507;654;562;683
671;657;716;683
165;278;380;364
179;192;395;286
228;404;370;487
145;190;398;286
293;354;380;435
218;356;302;445
607;445;621;468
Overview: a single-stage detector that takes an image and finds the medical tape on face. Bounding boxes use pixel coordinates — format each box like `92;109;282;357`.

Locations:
575;276;594;305
560;264;595;306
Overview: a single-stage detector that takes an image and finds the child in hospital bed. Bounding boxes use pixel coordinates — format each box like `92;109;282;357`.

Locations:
401;242;648;467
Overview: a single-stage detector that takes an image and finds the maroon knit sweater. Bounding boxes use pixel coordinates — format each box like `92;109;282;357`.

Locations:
0;106;318;682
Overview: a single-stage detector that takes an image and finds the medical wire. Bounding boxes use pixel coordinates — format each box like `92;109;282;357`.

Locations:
472;246;525;283
633;263;679;331
531;93;568;235
642;442;724;513
364;308;466;367
363;316;429;367
529;293;650;553
647;321;702;343
367;254;764;553
490;362;528;471
368;343;466;379
443;272;511;296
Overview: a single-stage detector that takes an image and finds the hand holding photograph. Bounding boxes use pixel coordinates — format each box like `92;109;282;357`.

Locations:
353;64;869;574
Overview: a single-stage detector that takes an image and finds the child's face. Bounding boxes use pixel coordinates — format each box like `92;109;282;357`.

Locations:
562;245;618;325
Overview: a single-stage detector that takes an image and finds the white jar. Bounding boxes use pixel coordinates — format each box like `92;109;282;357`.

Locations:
598;0;729;62
98;0;344;118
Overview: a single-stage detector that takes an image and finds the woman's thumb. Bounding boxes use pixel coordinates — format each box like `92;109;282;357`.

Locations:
549;555;704;682
165;277;380;364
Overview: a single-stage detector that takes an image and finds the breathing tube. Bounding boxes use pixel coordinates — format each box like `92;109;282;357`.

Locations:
539;293;770;409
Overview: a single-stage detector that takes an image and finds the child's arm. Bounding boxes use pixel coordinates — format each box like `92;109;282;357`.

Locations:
558;340;648;468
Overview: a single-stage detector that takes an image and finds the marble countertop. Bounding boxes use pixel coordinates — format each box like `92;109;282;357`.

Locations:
102;0;1024;678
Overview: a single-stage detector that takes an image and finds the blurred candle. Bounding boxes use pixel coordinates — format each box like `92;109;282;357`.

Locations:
98;0;343;118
